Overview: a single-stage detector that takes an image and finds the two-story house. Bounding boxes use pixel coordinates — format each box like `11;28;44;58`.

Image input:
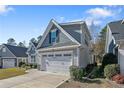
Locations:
37;19;92;74
26;42;38;64
105;19;124;75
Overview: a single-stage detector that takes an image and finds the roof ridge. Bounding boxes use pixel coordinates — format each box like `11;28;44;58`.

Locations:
60;20;84;25
108;19;123;24
4;44;27;49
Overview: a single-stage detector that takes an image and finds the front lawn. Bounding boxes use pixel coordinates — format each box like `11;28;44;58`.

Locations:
0;68;26;80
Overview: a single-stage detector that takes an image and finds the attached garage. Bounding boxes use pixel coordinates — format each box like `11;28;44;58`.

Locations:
41;51;73;74
2;59;16;68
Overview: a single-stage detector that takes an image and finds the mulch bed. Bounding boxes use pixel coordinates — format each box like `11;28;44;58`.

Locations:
57;78;124;88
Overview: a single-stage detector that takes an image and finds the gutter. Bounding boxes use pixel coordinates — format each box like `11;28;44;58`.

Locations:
37;45;81;52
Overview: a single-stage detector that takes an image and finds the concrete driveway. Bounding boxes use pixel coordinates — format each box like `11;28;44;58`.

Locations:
0;69;69;88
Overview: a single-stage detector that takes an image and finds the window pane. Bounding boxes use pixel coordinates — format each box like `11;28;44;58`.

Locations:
64;54;72;56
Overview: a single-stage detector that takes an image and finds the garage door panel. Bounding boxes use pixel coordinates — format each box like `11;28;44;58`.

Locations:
42;51;73;74
3;59;16;68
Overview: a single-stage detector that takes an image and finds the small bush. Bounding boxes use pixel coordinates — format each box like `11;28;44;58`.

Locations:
112;74;124;84
29;63;37;69
25;66;31;70
102;53;117;69
18;62;26;67
21;64;26;68
32;64;37;69
89;66;103;79
69;66;86;81
104;64;120;79
85;64;95;75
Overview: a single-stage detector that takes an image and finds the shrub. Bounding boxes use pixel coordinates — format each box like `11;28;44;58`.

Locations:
89;66;103;79
69;66;86;81
102;53;117;69
32;64;37;69
21;64;26;68
29;63;37;69
104;64;120;79
85;64;95;75
112;74;124;84
18;62;26;67
25;66;31;70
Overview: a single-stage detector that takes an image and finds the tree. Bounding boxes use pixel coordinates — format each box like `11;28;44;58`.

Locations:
18;42;25;47
7;38;17;46
92;26;107;63
37;35;42;43
30;38;37;43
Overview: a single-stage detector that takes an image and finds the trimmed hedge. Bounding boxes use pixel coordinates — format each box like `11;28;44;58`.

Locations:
69;66;86;81
104;64;120;79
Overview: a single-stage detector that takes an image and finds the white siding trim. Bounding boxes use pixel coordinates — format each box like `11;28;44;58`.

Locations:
77;48;80;66
38;45;80;52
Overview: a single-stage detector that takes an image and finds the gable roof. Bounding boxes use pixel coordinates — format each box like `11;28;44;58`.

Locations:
108;20;124;40
37;19;90;49
4;44;28;57
37;19;80;49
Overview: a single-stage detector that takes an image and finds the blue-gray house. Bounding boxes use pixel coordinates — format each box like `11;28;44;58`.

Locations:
36;19;92;74
0;44;28;68
105;19;124;55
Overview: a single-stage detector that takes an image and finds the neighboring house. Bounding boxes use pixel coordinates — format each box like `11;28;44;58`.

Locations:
37;19;92;74
26;42;38;64
105;19;124;56
0;44;28;68
105;19;124;75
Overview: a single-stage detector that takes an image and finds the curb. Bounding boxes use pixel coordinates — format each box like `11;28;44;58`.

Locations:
55;77;70;88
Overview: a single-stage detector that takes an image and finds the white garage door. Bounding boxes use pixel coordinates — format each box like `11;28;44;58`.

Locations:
42;51;73;74
3;59;16;68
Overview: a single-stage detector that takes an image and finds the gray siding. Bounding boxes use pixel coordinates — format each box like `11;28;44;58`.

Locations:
41;26;72;48
61;24;82;43
0;46;15;57
59;31;72;43
79;47;90;68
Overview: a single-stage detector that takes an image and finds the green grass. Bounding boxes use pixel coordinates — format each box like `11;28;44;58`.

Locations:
0;68;26;80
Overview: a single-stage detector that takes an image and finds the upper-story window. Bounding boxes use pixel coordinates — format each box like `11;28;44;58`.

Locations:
2;47;6;52
49;29;59;44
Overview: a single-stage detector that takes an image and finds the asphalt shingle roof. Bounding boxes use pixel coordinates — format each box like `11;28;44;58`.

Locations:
108;20;124;40
4;44;28;57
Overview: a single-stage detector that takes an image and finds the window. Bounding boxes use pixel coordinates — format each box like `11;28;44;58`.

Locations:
51;31;56;43
48;54;54;57
64;54;71;56
49;29;59;44
55;54;62;57
42;55;47;57
31;56;35;63
2;47;6;52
